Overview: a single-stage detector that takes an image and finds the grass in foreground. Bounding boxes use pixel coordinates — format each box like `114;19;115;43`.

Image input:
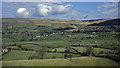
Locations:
3;57;118;66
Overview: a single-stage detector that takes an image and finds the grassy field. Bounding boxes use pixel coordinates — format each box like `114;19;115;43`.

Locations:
3;50;33;60
2;18;120;66
3;57;118;66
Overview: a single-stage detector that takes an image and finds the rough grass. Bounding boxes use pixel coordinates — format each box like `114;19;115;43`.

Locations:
3;57;118;66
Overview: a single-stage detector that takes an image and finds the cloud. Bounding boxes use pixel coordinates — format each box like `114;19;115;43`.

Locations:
2;2;119;20
52;4;73;14
37;4;52;16
16;8;30;17
96;2;118;18
36;3;73;16
17;8;26;13
13;3;73;18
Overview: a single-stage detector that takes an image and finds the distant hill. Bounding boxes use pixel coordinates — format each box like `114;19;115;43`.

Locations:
2;18;120;26
88;19;120;26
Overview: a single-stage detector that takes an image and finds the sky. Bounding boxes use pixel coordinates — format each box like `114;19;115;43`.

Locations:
2;0;120;2
1;1;119;20
65;2;103;11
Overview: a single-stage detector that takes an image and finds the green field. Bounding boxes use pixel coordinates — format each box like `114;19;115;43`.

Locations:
2;18;120;66
3;57;118;66
3;50;33;60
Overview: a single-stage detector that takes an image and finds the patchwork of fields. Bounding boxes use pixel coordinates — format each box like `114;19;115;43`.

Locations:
2;18;120;66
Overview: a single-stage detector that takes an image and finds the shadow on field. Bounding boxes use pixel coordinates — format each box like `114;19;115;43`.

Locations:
88;19;120;26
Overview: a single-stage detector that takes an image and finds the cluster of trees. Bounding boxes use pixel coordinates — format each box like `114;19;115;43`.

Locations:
28;46;48;60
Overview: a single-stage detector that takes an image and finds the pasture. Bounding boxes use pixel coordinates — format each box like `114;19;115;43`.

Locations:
2;18;120;66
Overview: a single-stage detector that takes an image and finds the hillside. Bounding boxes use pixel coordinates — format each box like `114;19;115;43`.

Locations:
2;18;120;66
88;19;120;26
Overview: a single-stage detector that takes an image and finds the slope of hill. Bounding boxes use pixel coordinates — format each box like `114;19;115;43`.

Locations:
2;18;120;66
88;19;120;26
